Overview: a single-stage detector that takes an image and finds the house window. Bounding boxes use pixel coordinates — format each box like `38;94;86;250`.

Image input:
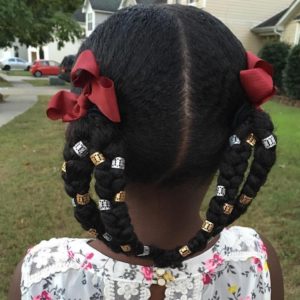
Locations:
87;13;93;31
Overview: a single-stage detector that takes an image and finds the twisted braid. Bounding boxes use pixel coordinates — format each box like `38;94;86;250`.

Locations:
62;116;105;237
230;110;277;222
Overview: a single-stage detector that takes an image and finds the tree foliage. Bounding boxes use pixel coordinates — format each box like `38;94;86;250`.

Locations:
258;41;290;92
0;0;83;48
283;44;300;100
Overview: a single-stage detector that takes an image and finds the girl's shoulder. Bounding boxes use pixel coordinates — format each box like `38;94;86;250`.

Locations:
21;237;109;292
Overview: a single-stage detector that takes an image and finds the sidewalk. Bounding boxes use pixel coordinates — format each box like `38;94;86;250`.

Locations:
0;75;62;127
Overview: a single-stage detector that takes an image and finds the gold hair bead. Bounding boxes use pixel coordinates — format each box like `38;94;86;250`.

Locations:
114;191;126;202
179;245;192;257
90;152;105;166
201;220;214;233
88;228;97;238
120;244;131;252
239;194;253;205
246;133;256;146
76;193;90;205
223;203;234;215
61;161;66;173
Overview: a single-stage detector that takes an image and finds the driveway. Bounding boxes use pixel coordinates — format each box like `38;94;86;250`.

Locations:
0;74;63;127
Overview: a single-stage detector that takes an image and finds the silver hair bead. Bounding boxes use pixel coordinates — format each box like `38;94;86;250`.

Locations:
102;232;112;241
262;135;276;149
229;135;241;146
71;198;76;207
216;185;226;197
137;246;150;257
98;199;111;211
111;157;125;170
73;141;88;157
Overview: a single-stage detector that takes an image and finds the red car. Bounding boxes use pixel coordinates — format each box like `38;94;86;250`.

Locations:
30;60;60;77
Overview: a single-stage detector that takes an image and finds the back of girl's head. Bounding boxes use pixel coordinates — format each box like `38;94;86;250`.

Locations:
61;4;276;267
75;4;247;184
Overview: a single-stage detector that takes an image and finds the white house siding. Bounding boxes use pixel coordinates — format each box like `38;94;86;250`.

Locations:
0;43;28;61
204;0;292;53
84;1;96;37
27;39;83;64
95;11;112;28
281;21;300;45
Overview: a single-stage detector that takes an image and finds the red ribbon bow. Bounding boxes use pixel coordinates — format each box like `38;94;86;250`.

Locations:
240;51;275;108
47;50;121;122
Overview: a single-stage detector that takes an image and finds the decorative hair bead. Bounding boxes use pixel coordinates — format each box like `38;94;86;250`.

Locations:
216;185;226;197
88;228;97;238
201;220;214;233
223;203;234;215
120;244;131;252
239;194;253;205
62;161;66;173
179;245;192;257
98;199;111;211
102;232;112;241
137;246;150;257
90;152;105;166
246;133;256;146
73;141;88;157
114;191;126;202
111;157;125;170
262;135;276;149
229;135;241;146
71;198;76;207
76;193;90;205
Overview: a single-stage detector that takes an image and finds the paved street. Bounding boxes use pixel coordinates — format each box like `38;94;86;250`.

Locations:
0;74;62;127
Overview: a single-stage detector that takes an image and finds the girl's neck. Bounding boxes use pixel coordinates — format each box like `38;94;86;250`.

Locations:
125;181;208;249
88;178;214;266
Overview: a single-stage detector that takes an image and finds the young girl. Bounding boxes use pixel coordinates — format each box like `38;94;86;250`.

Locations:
9;4;283;300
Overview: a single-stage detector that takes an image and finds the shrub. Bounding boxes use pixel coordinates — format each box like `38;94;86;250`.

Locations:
283;44;300;99
259;41;290;93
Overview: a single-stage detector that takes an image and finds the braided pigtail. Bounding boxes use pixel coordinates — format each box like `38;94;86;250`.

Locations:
62;116;105;237
230;110;277;222
150;115;255;267
89;113;145;254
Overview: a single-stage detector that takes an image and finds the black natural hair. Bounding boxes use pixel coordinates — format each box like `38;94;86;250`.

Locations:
61;4;277;267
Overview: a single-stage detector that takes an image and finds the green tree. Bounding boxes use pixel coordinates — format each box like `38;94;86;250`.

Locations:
283;44;300;100
259;41;290;93
0;0;83;49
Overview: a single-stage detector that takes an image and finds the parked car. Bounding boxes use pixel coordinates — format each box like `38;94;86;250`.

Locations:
30;60;60;77
0;57;31;71
59;55;75;82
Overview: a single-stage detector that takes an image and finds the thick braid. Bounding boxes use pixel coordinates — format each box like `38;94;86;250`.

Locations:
62;116;105;236
89;113;144;254
151;115;255;267
230;110;277;222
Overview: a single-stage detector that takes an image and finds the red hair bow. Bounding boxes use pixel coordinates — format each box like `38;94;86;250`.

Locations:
47;50;120;122
240;51;275;108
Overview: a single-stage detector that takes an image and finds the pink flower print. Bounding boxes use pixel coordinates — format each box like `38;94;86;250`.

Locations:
202;273;212;285
141;266;153;282
252;257;263;273
33;290;51;300
204;253;224;273
259;240;268;256
67;250;74;259
239;297;251;300
81;252;94;270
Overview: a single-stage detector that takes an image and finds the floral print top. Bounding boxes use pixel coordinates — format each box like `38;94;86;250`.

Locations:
21;226;271;300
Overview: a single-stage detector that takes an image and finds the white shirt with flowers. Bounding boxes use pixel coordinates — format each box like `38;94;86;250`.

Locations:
20;226;271;300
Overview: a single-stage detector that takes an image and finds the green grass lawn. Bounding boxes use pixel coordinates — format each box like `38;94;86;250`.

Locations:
23;79;50;87
0;76;12;87
0;70;32;76
0;98;299;299
23;79;69;87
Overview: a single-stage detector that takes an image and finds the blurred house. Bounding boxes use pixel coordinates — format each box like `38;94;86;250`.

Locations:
1;0;299;63
167;0;298;52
